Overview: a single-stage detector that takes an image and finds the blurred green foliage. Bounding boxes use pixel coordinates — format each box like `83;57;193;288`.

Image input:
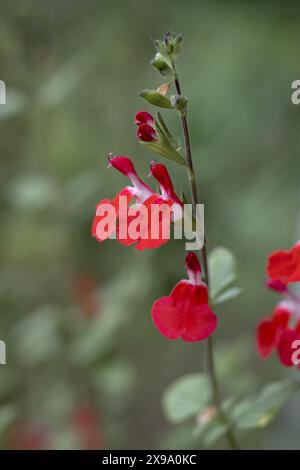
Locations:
0;0;300;449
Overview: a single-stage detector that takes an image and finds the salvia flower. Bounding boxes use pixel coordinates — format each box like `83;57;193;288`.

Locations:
267;241;300;285
257;249;300;369
256;301;300;367
135;110;157;142
91;156;182;250
151;252;217;342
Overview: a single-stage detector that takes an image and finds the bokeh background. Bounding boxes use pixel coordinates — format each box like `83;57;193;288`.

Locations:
1;0;300;450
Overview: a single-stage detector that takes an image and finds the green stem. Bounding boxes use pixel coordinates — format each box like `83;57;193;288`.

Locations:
172;62;240;450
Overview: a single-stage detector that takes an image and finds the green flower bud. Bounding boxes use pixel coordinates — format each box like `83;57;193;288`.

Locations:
171;94;188;115
139;89;173;109
151;53;173;76
162;32;183;61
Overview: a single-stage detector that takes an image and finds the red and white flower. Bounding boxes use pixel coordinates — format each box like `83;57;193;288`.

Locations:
91;156;182;250
151;252;217;342
257;243;300;368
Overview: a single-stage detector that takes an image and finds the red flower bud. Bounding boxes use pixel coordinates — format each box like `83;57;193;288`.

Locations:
107;155;136;177
135;110;155;126
136;123;157;142
265;279;287;293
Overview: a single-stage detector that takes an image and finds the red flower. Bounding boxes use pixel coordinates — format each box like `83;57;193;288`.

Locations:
117;161;182;250
72;405;104;450
256;299;300;368
135;110;157;142
267;241;300;285
151;252;217;342
92;156;182;250
256;303;291;358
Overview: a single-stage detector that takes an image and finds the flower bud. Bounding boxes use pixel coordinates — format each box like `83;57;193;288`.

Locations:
266;279;288;294
163;32;183;60
171;94;188;115
135;111;155;127
139;89;173;109
151;53;173;76
136;123;157;142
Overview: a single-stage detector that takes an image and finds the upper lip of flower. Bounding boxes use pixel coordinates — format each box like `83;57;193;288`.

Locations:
108;155;153;203
149;160;182;205
185;251;202;286
267;241;300;285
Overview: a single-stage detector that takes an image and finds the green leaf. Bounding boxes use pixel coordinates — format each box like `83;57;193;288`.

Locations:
163;373;211;424
208;247;237;300
232;380;299;429
203;420;228;446
214;287;242;306
139;89;173;109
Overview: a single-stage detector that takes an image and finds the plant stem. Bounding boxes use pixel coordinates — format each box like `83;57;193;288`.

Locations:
172;62;240;450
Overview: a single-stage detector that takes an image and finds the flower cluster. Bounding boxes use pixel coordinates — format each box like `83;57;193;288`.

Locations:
91;111;217;342
256;241;300;368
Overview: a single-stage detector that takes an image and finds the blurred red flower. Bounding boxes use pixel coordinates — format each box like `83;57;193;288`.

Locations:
257;243;300;368
72;405;104;450
73;274;100;319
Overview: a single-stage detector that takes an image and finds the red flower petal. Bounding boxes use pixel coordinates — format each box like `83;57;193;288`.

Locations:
256;304;291;359
91;188;133;242
185;252;202;285
171;280;208;305
181;304;217;342
272;304;291;329
149;161;182;205
256;318;278;358
267;242;300;285
151;296;184;340
277;328;299;367
265;279;287;293
108;155;136;177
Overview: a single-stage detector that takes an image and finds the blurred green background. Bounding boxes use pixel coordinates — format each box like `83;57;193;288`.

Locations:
0;0;300;450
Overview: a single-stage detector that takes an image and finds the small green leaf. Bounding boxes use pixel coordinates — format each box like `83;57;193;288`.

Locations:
163;373;211;424
232;380;299;429
208;247;237;300
139;89;173;109
214;287;242;306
